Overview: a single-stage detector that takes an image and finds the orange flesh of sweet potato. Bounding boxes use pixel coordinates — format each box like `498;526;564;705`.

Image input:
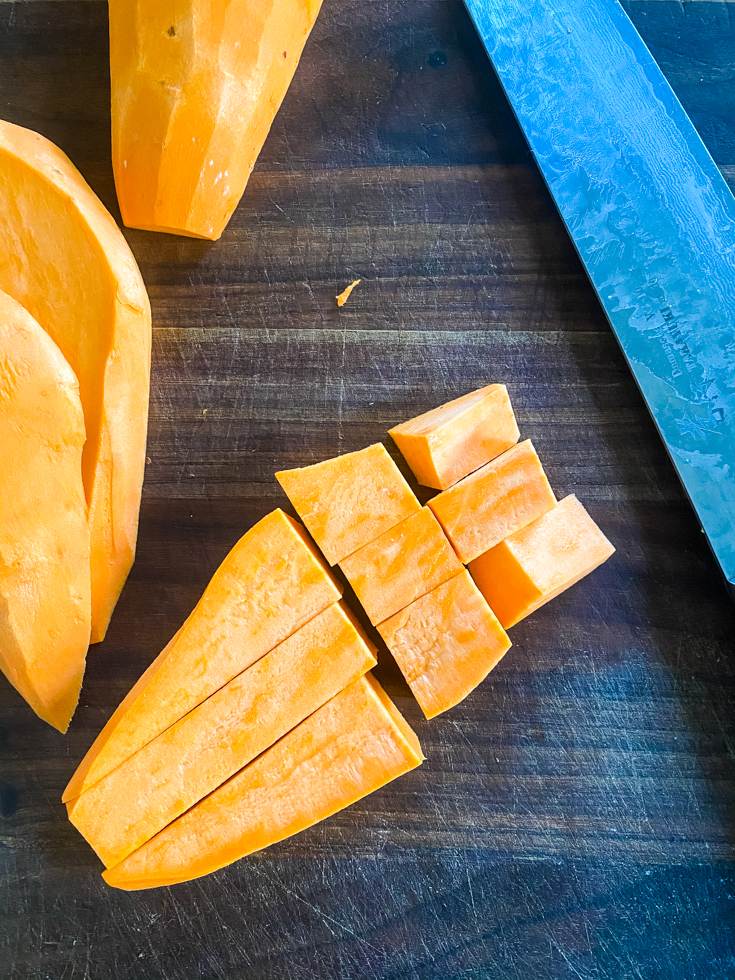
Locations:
102;674;423;889
339;507;463;626
276;443;421;565
377;570;511;719
0;290;91;732
0;120;151;643
468;495;616;628
389;384;520;490
428;439;556;563
109;0;324;240
62;509;341;802
67;601;376;868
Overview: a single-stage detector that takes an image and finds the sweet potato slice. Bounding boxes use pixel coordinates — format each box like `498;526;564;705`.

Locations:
0;120;151;643
468;495;615;628
109;0;324;240
103;674;423;889
339;507;462;626
0;289;90;732
276;443;420;565
378;570;511;719
389;384;520;490
68;601;376;867
63;509;341;802
428;439;556;563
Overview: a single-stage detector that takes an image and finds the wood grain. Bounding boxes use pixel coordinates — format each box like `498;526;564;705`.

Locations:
0;2;734;979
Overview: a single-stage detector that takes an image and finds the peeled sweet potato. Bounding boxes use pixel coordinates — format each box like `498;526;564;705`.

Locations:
0;289;90;732
109;0;324;239
0;120;152;643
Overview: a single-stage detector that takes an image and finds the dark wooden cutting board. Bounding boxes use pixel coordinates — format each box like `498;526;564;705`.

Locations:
1;2;734;978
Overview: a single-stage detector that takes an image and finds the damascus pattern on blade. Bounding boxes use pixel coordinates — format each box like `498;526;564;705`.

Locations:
464;0;735;591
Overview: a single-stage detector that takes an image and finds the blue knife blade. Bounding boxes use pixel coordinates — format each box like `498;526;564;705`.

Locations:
463;0;735;595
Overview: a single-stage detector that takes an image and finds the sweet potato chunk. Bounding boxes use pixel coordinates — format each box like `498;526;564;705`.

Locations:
389;384;520;490
340;507;462;626
63;509;341;802
469;495;615;628
67;601;376;867
378;571;511;719
428;439;556;563
103;675;423;890
0;290;90;732
276;443;420;565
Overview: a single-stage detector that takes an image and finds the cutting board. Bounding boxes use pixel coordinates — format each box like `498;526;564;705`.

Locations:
1;2;734;978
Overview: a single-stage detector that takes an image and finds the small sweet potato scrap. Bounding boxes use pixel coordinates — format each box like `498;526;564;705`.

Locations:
336;279;361;307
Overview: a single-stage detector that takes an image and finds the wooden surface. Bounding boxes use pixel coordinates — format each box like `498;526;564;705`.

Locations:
1;2;734;978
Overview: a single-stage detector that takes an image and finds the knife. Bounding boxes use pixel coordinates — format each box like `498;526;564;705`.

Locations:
462;0;735;597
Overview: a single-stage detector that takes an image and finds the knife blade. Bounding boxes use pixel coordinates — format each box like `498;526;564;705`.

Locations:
463;0;735;596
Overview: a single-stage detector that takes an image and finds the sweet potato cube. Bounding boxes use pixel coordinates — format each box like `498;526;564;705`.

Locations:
103;675;423;890
428;439;556;563
378;570;511;719
389;384;520;490
63;509;341;803
468;495;615;628
275;443;420;565
340;507;462;626
68;601;375;868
